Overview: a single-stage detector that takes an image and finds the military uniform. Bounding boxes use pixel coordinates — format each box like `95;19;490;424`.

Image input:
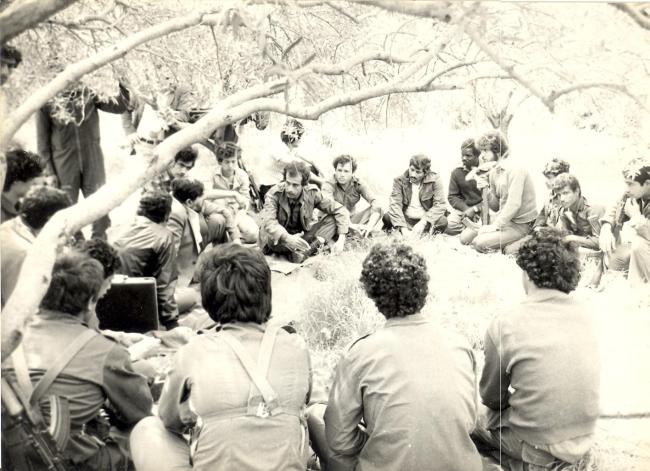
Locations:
2;310;153;468
323;314;482;471
322;176;382;229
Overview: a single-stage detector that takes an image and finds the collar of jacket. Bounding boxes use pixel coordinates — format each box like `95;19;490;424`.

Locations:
35;308;87;325
400;170;437;184
385;312;429;327
523;286;570;304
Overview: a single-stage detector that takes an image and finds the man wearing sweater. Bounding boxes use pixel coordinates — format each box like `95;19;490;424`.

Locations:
474;228;600;469
467;132;538;253
447;138;483;235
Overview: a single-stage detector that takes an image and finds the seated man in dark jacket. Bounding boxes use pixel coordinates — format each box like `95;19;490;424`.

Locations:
113;191;178;329
259;161;349;263
383;154;448;237
3;251;153;470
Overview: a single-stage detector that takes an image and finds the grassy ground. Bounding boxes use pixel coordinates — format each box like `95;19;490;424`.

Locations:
13;112;650;469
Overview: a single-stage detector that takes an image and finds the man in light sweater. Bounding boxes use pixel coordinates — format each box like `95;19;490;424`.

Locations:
474;227;600;469
465;131;538;253
383;154;448;237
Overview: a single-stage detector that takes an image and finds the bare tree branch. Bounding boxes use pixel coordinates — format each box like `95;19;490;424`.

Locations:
611;3;650;30
0;0;78;44
548;82;645;109
0;7;222;150
349;0;453;22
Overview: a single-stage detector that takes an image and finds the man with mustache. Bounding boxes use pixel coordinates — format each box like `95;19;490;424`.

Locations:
383;154;448;237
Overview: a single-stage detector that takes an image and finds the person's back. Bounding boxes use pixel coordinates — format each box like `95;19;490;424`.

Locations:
328;316;481;471
323;242;481;471
482;292;600;446
7;310;152;463
158;324;311;470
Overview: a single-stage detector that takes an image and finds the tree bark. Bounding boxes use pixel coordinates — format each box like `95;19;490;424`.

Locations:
0;0;78;44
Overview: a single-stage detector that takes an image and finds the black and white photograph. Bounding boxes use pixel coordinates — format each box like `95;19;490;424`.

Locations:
1;1;649;470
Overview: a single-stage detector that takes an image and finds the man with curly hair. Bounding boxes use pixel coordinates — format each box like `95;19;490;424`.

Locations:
2;148;44;223
384;154;448;237
0;44;22;85
465;131;538;253
474;227;600;469
1;186;71;305
447;138;484;235
113;191;179;329
314;242;482;471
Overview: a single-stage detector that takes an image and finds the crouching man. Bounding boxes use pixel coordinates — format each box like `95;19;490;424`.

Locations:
473;228;600;469
308;242;482;471
384;154;448;237
2;251;153;470
259;161;349;263
599;160;650;287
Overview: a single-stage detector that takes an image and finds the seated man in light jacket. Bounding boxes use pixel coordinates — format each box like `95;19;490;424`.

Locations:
474;227;600;469
308;242;482;471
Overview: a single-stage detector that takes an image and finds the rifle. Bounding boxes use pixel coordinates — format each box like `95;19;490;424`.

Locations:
1;377;75;471
237;154;264;213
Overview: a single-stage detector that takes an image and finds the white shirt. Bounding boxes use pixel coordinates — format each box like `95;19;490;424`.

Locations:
405;183;426;220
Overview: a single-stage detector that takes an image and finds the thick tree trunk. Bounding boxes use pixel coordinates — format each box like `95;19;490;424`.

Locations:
0;0;78;44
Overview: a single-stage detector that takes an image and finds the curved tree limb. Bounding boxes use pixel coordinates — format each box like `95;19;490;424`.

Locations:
547;82;645;110
0;7;222;151
0;0;78;44
611;3;650;31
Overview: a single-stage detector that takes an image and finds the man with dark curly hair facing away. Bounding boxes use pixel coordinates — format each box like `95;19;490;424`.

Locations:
310;242;482;471
473;227;600;470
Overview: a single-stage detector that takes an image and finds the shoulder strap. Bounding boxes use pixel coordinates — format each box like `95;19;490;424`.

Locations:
219;328;281;415
29;330;98;406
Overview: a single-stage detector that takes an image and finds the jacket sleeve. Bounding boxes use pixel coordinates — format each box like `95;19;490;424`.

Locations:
387;178;407;228
424;174;447;224
584;204;605;249
358;179;382;213
493;167;527;227
95;83;130;114
260;187;290;245
155;236;179;323
479;322;510;411
167;207;185;257
321;181;336;202
324;352;368;456
102;344;153;428
158;345;194;433
314;189;350;235
35;108;56;176
448;170;469;211
629;213;650;241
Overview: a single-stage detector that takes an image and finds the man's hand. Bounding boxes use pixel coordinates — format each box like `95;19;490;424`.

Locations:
124;132;140;148
332;235;345;254
285;234;310;253
599;224;616;268
475;175;489;190
478;224;498;234
234;193;248;209
411;219;427;236
463;206;477;218
624;198;641;219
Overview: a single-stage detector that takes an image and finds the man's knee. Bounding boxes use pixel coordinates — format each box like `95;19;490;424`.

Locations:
432;215;448;234
460;228;477;245
472;236;494;253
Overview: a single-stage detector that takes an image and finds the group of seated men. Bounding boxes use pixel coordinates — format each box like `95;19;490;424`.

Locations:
2;225;603;471
2;127;649;327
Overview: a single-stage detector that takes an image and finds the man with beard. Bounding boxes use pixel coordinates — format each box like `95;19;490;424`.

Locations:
383;154;448;237
322;154;383;238
447;139;483;236
259;161;349;263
